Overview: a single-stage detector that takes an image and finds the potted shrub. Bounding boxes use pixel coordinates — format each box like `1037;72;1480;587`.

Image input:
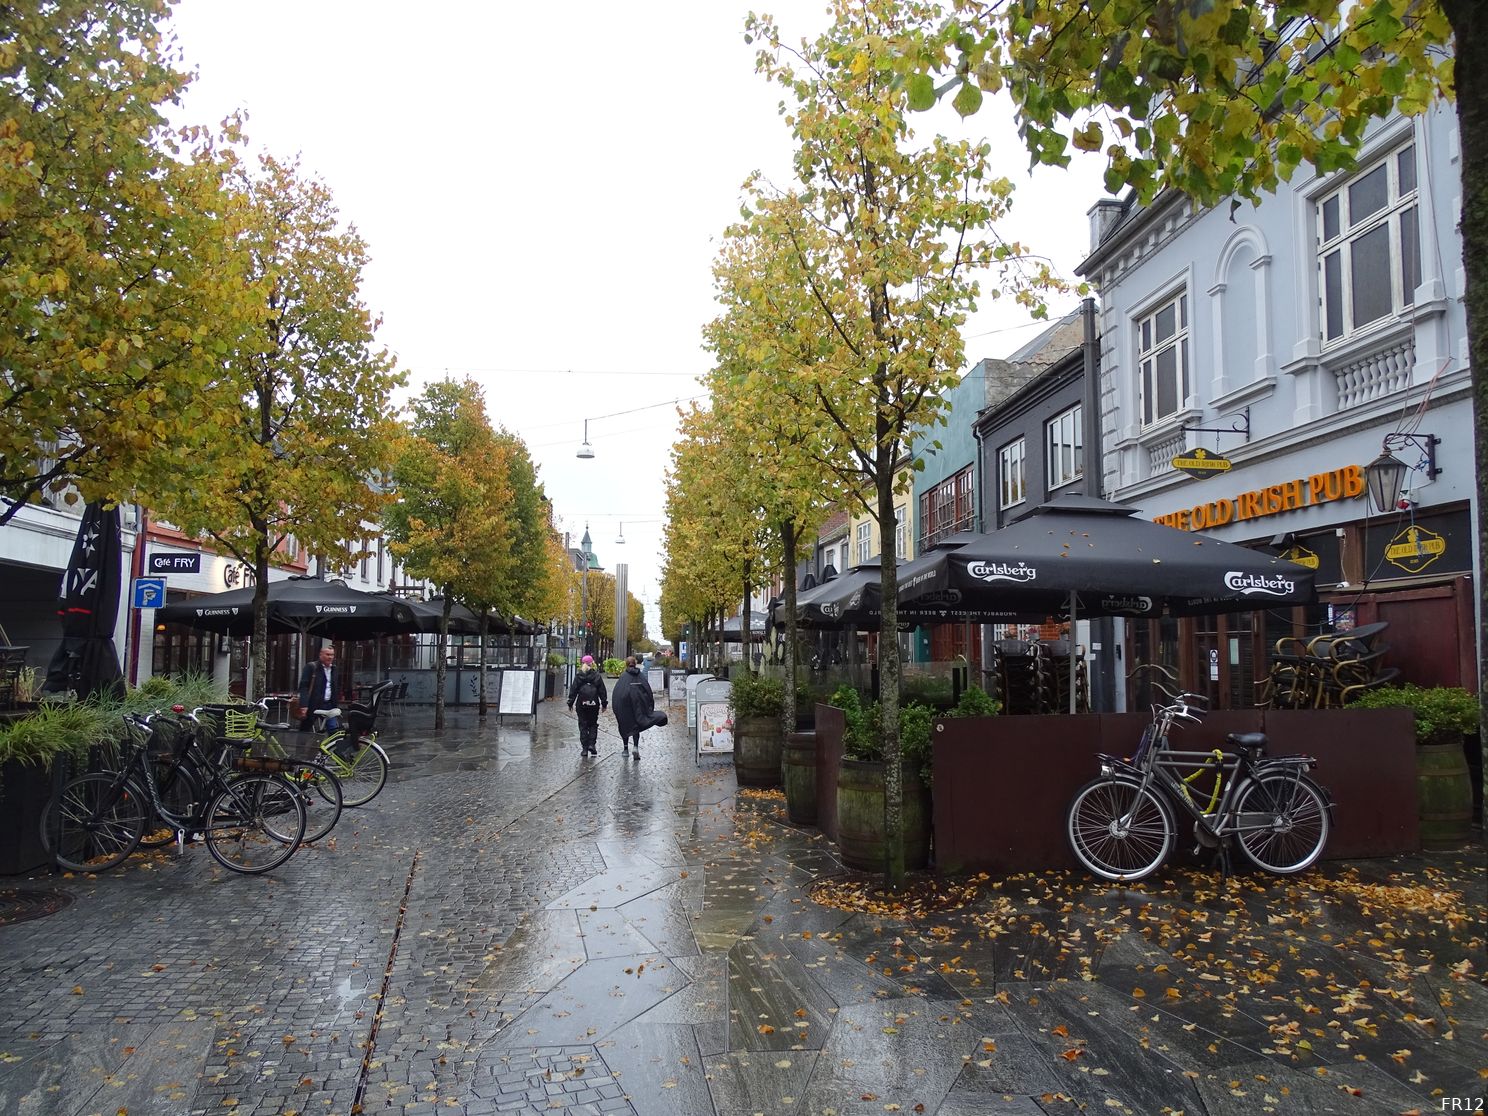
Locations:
602;657;625;678
830;685;931;872
1349;685;1478;846
729;671;785;788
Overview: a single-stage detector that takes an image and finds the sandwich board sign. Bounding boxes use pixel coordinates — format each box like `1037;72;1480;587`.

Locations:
685;673;714;730
694;678;733;763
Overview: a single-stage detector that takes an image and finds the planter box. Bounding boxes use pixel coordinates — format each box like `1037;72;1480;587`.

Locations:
814;703;845;841
0;759;58;876
932;707;1418;875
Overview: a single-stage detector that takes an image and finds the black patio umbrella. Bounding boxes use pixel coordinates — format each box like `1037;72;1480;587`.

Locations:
156;576;419;639
412;596;483;636
44;501;126;700
720;611;769;642
899;494;1318;709
786;559;881;630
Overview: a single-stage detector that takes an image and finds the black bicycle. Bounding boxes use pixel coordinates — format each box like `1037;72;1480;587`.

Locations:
40;709;307;875
1065;692;1334;882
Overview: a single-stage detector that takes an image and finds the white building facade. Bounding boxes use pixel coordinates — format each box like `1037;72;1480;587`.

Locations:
1081;101;1477;708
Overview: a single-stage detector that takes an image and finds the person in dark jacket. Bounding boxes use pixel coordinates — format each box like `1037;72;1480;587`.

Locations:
612;655;655;757
297;645;348;731
566;655;608;755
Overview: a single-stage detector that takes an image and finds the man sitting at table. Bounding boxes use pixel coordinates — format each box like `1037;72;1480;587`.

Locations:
297;645;347;732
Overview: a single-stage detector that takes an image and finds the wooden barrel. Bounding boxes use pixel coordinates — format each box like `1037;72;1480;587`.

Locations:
735;713;783;788
837;760;930;872
783;732;818;825
1417;742;1473;848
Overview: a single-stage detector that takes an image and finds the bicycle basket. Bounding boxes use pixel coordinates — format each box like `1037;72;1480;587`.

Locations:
223;708;259;738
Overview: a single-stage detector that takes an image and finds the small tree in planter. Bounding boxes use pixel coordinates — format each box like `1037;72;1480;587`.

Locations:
730;671;785;787
1349;685;1479;844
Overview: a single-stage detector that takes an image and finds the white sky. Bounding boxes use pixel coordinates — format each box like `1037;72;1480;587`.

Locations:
166;0;1110;639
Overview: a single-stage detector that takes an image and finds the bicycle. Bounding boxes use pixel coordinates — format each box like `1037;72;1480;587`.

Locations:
193;701;344;842
40;709;307;875
303;679;395;807
1065;692;1334;882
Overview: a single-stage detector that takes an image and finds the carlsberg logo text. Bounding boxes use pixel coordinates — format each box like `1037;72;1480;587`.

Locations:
967;561;1037;584
1223;572;1295;596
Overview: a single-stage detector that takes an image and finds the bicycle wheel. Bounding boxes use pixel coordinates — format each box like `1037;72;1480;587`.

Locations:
290;761;343;843
203;773;305;874
138;755;203;848
323;739;388;806
39;773;147;872
1067;776;1176;883
1233;772;1331;874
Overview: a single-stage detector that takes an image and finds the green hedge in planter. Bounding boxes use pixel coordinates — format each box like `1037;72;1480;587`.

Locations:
1346;685;1479;746
730;671;785;719
831;682;1000;784
603;658;625;676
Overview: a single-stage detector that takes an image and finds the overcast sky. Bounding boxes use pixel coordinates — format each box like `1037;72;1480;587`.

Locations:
166;0;1109;639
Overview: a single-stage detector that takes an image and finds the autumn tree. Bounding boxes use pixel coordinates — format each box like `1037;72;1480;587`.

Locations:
384;379;512;728
0;0;256;523
706;216;847;729
164;154;401;697
884;0;1486;811
739;0;1053;884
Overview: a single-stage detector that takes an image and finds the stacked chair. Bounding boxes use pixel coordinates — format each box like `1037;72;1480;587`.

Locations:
992;638;1089;715
1258;621;1394;708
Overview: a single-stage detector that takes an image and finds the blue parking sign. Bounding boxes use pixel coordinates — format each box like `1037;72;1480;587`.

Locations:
132;577;166;609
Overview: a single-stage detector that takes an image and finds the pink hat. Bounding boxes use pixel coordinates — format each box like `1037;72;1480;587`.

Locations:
581;655;594;664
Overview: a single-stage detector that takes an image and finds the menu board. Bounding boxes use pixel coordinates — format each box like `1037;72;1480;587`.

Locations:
694;679;734;759
498;669;537;716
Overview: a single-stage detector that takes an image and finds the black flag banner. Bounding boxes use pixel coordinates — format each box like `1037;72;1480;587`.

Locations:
44;501;126;700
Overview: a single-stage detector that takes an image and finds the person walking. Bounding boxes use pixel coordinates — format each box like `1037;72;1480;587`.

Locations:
566;654;608;756
612;655;655;757
297;645;347;732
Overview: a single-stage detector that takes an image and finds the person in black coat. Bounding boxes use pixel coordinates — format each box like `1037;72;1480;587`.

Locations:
612;656;655;757
297;645;347;731
565;655;608;755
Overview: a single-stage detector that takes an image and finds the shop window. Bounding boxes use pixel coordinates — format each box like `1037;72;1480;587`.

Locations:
894;506;906;559
1318;144;1419;343
1137;293;1189;426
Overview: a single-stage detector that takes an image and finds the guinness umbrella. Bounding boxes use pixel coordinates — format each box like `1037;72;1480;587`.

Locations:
403;596;483;636
44;501;126;700
156;576;418;639
720;612;768;643
899;495;1317;710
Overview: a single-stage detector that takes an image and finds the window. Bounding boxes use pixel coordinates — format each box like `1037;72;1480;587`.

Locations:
1046;405;1083;489
998;439;1026;510
376;538;385;585
1137;294;1189;426
1318;144;1420;343
918;465;976;550
894;506;906;559
855;522;872;563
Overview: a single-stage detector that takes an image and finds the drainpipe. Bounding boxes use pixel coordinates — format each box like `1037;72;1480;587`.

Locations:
1079;296;1118;712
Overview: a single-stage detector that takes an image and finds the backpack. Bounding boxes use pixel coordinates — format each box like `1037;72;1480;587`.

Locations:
576;677;600;708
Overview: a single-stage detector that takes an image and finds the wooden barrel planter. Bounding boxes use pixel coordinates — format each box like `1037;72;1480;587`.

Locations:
734;713;783;788
837;759;930;872
1417;742;1473;848
783;731;817;825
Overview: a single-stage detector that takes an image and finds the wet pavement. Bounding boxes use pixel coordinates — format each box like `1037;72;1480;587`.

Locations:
0;699;1484;1115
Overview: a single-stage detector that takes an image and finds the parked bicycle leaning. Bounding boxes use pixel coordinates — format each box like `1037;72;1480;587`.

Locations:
1065;692;1334;882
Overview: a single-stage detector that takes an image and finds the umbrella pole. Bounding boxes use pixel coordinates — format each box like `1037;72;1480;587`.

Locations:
1068;590;1077;715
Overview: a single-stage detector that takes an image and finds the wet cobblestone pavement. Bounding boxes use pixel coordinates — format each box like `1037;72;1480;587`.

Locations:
1;701;1484;1115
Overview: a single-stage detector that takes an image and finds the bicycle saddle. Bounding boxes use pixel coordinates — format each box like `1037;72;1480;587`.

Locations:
319;706;344;719
1226;732;1267;751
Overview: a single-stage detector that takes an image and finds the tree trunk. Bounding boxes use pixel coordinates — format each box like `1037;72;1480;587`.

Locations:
477;611;489;717
782;518;799;730
251;534;270;700
742;559;753;674
435;588;452;730
870;365;905;888
1442;0;1487;826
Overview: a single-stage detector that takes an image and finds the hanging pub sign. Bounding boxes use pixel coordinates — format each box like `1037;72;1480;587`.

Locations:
1171;447;1232;479
1279;543;1320;570
1383;524;1447;575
